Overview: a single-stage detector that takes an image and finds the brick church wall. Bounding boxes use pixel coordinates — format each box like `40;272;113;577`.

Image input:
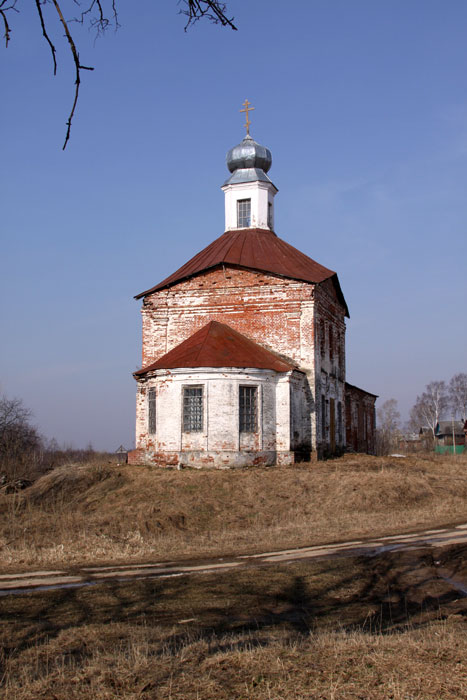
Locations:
138;266;349;456
312;282;347;455
345;383;377;454
141;267;318;370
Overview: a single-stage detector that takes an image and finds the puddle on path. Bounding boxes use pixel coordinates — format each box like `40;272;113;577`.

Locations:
82;562;175;572
438;575;467;597
0;581;98;597
0;571;187;597
2;526;466;598
365;543;405;556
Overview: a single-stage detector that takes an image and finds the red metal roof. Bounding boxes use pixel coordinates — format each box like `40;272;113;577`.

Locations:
135;228;349;316
345;382;379;399
134;321;298;376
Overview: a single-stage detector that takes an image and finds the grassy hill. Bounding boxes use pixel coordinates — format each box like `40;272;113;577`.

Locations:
2;453;467;699
2;452;467;570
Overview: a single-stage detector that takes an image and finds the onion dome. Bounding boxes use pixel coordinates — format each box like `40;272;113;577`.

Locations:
226;134;272;173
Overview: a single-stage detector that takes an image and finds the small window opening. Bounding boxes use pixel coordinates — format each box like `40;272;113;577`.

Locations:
268;201;273;229
183;386;203;432
237;199;251;228
239;386;257;432
148;387;156;434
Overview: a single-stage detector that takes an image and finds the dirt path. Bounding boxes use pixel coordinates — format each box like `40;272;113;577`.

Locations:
2;522;467;596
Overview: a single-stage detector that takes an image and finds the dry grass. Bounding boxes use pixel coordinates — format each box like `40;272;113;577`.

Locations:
2;550;467;699
1;453;467;570
3;620;467;699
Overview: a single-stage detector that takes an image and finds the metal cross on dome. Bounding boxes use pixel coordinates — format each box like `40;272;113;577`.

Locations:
240;99;255;136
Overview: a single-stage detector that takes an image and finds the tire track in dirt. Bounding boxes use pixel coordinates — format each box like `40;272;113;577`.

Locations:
1;522;467;596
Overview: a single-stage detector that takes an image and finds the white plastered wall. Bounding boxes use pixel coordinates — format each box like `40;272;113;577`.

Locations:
135;367;308;466
221;180;277;231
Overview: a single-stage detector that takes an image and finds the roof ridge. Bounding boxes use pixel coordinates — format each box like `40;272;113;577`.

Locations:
195;320;215;363
223;229;242;259
238;229;248;261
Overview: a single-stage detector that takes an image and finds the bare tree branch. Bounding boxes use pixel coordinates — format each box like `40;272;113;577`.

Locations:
181;0;237;31
4;1;235;148
449;372;467;422
376;398;400;455
70;0;120;36
34;0;57;74
0;11;11;47
409;380;449;441
0;0;17;48
50;0;94;149
0;393;43;480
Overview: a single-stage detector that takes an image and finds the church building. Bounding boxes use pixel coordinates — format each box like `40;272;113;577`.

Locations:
129;105;376;467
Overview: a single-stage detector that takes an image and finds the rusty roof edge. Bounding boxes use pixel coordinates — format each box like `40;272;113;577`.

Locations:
257;344;301;371
134;364;303;379
134;228;280;299
134;231;239;299
133;230;349;313
329;273;350;318
133;321;302;377
345;381;378;399
134;263;219;299
135;262;341;300
135;361;298;379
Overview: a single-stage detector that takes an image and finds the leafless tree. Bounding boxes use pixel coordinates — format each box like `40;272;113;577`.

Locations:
2;1;236;149
375;398;400;455
449;372;467;422
409;380;449;444
0;393;43;479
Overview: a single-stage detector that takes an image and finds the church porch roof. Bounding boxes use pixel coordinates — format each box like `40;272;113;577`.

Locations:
134;320;298;376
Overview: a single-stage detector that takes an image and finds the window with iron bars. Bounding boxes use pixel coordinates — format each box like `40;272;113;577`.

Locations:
148;387;156;434
183;386;203;432
237;199;251;228
239;386;257;433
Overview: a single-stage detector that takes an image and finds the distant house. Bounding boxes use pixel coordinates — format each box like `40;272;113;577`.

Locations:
434;421;467;455
396;431;423;453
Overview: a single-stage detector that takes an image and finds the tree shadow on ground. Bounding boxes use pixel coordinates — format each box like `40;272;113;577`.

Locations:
1;545;466;668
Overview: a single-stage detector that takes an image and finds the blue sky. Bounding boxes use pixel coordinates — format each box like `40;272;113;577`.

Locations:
1;0;466;449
